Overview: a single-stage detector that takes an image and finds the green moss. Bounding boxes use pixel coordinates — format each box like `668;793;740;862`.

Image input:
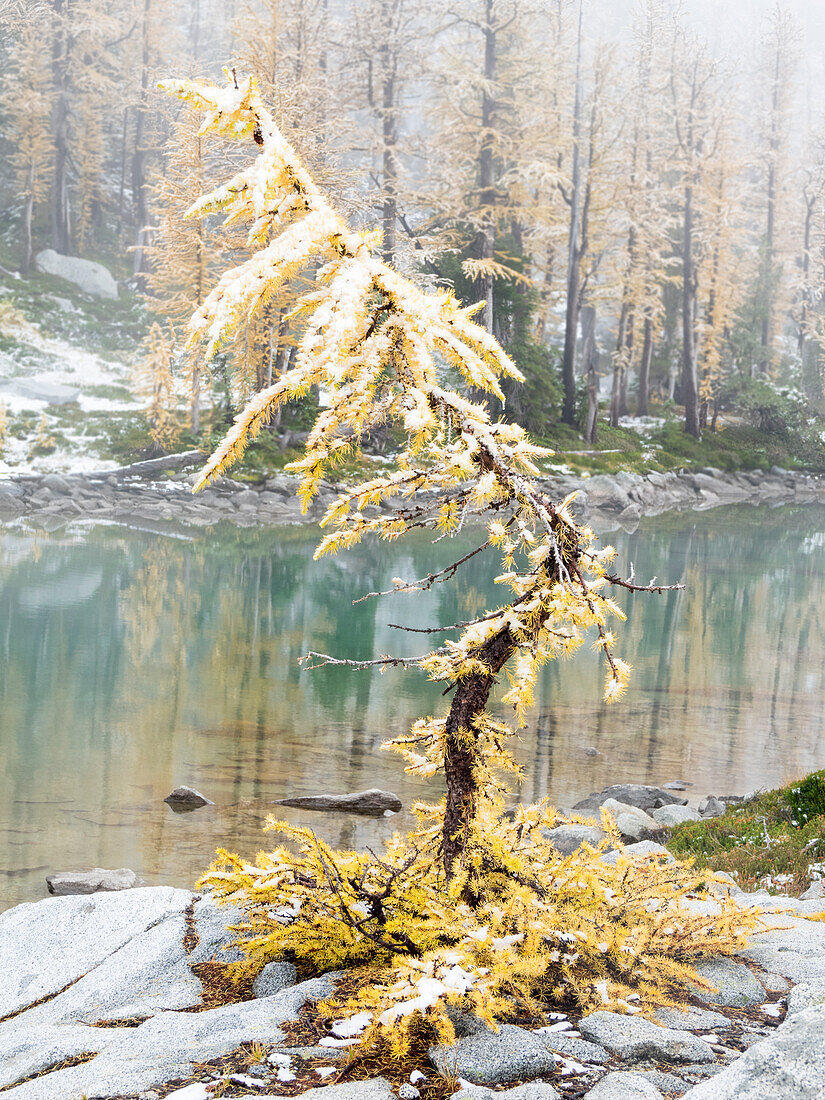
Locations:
668;770;825;895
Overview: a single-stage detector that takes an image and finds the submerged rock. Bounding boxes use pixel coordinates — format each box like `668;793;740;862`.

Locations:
46;867;141;895
163;786;213;810
274;789;402;815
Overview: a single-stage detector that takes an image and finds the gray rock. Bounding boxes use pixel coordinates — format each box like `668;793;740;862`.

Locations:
799;880;825;901
651;805;702;828
274;789;402;815
268;1082;395;1100
46;867;140;896
0;481;25;499
0;377;80;405
540;1033;609;1063
697;797;725;819
35;248;118;298
679;1004;825;1098
429;1023;559;1084
757;972;790;994
163;785;213;809
498;1084;560;1100
601;841;674;866
601;799;663;842
583;1072;664;1099
583;475;633;512
0;886;193;1019
652;1006;732;1032
399;1086;420;1100
7;904;203;1027
544;824;609;856
188;895;247;964
640;1069;689;1095
578;1012;714;1064
786;973;825;1016
0;974;340;1098
253;961;298;998
574;786;687;818
41;474;72;493
690;958;765;1008
664;781;689;791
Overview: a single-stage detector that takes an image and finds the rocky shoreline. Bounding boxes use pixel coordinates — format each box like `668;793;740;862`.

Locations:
2;783;825;1099
0;462;823;532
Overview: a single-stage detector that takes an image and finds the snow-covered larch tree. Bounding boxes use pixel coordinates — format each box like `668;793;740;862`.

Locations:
161;72;754;1051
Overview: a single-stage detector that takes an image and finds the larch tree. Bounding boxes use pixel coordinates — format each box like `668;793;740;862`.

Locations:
0;12;54;273
158;72;756;1052
346;0;425;266
755;5;797;376
668;19;723;440
609;0;671;424
425;0;533;337
695;116;748;429
129;0;183;277
231;0;340;405
48;0;123;255
135;320;179;448
144;115;216;434
795;139;825;408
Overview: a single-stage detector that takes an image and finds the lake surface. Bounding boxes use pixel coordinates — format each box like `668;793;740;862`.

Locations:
1;504;824;910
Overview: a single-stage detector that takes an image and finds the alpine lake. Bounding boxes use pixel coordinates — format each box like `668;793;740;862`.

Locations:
1;501;824;910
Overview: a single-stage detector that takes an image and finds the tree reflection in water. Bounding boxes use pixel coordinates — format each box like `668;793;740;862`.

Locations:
0;504;823;909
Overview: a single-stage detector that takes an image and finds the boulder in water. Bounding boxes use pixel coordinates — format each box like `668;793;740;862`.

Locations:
163;785;213;810
274;789;402;815
46;867;141;895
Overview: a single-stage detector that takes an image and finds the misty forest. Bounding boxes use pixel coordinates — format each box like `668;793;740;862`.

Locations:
1;3;825;1100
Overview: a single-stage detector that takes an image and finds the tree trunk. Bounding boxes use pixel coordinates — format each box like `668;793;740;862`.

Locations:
638;315;652;416
581;305;599;443
610;301;627;428
51;1;72;255
561;0;584;425
475;0;497;334
759;42;782;376
682;178;700;438
379;3;398;265
21;163;35;274
441;493;576;881
132;0;152;279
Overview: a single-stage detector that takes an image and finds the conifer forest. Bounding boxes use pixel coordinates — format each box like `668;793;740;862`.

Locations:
2;4;825;1100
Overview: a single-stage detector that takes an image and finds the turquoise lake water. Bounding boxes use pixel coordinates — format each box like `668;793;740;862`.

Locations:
1;503;823;909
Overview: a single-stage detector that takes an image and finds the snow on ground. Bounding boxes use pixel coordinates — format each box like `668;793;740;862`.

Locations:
618;415;666;434
0;318;139;475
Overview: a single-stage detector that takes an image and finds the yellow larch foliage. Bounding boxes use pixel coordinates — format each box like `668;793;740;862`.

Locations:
145;115;220;433
135;321;180;449
200;798;758;1055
